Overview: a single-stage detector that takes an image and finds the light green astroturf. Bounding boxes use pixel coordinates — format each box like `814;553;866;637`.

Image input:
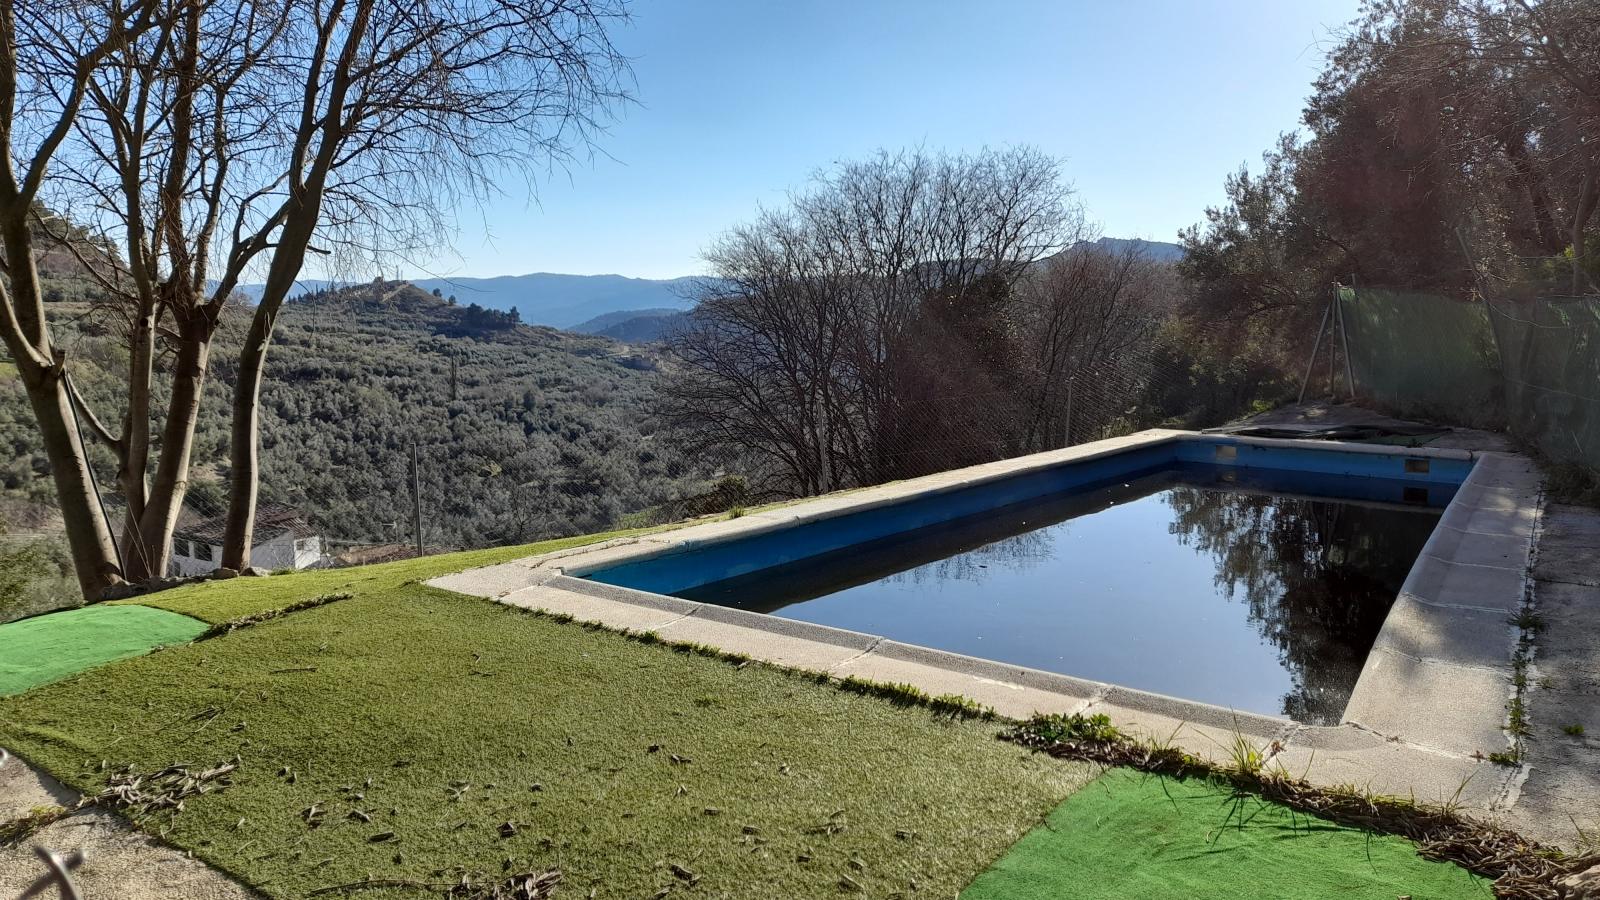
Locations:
0;604;206;695
962;768;1487;900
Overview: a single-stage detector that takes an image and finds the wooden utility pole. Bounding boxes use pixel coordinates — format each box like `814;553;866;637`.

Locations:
411;443;424;557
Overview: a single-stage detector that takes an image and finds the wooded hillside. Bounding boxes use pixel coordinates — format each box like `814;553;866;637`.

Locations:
1;279;699;573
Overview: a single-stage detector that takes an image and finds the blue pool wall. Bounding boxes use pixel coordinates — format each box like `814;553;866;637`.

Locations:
582;436;1476;597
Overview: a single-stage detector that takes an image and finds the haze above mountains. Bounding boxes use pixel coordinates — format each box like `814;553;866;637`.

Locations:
235;237;1182;336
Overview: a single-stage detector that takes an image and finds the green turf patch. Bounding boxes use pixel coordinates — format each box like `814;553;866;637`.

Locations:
0;604;206;696
117;528;662;624
1;585;1092;897
963;768;1486;900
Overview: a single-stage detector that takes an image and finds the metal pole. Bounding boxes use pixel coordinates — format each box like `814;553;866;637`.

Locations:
411;443;424;557
1297;299;1332;405
1334;284;1356;399
1062;375;1076;448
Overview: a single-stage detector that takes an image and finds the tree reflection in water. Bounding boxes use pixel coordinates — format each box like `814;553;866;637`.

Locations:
1163;486;1440;724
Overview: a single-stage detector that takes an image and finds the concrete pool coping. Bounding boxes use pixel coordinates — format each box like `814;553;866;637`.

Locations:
428;429;1541;819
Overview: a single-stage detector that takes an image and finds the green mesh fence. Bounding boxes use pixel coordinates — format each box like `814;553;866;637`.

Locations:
1338;287;1505;429
1340;286;1600;471
1488;297;1600;469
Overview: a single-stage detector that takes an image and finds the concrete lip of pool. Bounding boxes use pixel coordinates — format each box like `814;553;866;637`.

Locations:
431;429;1542;811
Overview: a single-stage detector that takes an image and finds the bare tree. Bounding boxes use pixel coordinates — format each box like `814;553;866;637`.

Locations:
1;0;166;597
660;147;1080;497
219;0;632;570
1016;241;1171;450
35;0;291;582
3;0;630;595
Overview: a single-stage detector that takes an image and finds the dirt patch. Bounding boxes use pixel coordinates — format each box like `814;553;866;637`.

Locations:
0;749;75;822
0;810;258;899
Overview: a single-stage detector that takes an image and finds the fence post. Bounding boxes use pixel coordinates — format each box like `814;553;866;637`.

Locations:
411;443;424;557
1335;284;1356;399
1297;298;1332;405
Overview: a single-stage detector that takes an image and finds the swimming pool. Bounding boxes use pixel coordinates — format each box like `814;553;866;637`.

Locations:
580;437;1476;724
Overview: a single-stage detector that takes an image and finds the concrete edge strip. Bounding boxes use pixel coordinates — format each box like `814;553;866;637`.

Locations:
1340;446;1541;758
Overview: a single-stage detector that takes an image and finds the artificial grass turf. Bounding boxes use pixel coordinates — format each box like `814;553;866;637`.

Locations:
114;527;661;624
0;583;1094;898
962;768;1486;900
0;604;206;696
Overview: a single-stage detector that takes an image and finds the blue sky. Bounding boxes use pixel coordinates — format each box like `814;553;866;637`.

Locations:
413;0;1359;281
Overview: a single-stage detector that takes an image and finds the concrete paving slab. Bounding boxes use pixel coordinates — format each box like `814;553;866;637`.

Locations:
654;616;866;671
0;749;76;822
545;538;677;577
1370;595;1518;670
1402;553;1527;612
1541;505;1600;549
1271;726;1509;814
827;651;1089;721
427;561;544;599
1439;501;1538;541
0;810;259;900
497;584;689;632
1424;525;1531;570
869;640;1105;700
655;512;792;547
1082;694;1288;767
1451;482;1542;514
1343;648;1511;757
1534;582;1600;654
1535;544;1600;586
684;602;878;650
1504;774;1600;849
1093;685;1289;740
1470;455;1545;488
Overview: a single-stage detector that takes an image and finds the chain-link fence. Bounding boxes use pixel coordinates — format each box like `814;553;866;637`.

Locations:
1339;284;1600;471
1491;295;1600;469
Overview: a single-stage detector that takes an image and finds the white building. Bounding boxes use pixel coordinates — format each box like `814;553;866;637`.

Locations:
170;503;329;576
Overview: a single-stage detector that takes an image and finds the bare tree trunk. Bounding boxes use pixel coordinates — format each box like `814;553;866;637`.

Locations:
0;225;123;598
126;321;212;579
117;305;156;575
221;306;276;571
18;365;124;597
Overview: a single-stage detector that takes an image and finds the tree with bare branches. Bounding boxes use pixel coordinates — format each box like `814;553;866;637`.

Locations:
2;0;166;597
659;147;1088;497
215;0;632;570
2;0;632;595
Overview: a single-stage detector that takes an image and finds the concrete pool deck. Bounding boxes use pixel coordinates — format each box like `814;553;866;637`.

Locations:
428;425;1577;845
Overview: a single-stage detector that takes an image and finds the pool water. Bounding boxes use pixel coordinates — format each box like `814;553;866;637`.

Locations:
675;465;1448;724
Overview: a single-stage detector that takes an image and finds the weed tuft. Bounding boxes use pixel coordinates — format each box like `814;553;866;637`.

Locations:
1022;712;1124;745
0;806;69;847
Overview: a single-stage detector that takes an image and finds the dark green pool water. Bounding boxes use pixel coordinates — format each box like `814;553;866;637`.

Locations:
679;466;1447;724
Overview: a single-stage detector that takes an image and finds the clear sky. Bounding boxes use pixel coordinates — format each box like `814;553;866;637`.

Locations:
410;0;1360;281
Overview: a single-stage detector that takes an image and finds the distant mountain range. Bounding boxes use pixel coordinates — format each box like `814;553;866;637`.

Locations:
234;273;698;330
1078;237;1185;262
569;307;688;342
234;238;1183;339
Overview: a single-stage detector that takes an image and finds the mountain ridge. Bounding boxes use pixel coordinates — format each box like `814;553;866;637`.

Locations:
234;237;1182;331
